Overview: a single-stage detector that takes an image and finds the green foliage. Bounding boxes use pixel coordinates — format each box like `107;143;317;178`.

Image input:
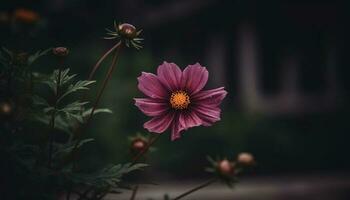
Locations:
1;47;147;200
27;48;52;66
32;68;111;134
70;163;148;188
53;138;95;160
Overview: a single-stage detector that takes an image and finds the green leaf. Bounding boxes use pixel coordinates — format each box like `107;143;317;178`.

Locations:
53;138;95;158
57;68;76;85
69;163;148;189
58;80;95;102
1;47;13;58
58;101;89;122
28;48;51;66
44;106;55;114
60;101;88;112
32;95;49;107
82;108;113;117
43;69;76;93
34;114;71;133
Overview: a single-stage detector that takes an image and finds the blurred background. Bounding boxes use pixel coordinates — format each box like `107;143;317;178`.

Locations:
1;0;350;199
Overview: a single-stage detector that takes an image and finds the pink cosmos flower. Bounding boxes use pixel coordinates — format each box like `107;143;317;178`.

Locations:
134;62;227;141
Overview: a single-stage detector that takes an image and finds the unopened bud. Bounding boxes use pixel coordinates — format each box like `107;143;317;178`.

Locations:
218;159;234;175
118;23;137;39
53;47;69;57
131;138;148;153
237;152;255;166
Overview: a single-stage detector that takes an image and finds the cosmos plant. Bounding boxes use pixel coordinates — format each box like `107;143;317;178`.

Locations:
0;20;254;200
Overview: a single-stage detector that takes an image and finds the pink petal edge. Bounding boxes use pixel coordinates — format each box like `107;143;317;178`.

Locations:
143;112;175;134
181;63;209;95
157;61;182;92
137;72;168;99
134;98;169;117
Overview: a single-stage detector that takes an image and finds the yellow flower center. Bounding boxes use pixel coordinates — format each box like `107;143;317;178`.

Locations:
170;91;190;110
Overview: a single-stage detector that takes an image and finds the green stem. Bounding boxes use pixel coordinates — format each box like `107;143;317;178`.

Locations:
128;135;161;200
88;41;121;81
97;192;108;200
129;185;139;200
172;178;217;200
66;190;71;200
131;134;161;165
48;67;62;167
77;186;93;200
85;42;122;126
7;62;13;95
70;42;122;168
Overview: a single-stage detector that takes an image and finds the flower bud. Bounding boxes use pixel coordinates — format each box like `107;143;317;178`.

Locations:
118;23;137;39
131;138;148;153
218;159;234;176
53;47;69;57
237;152;255;166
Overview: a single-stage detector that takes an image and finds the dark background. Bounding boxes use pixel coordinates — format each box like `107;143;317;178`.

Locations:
1;0;350;195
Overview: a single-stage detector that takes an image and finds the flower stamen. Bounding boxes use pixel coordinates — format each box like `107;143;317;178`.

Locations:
170;91;190;110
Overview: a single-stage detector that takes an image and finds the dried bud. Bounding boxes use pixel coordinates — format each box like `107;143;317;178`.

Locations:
237;152;255;166
118;23;137;39
218;159;234;176
53;47;69;57
0;101;13;115
131;138;148;153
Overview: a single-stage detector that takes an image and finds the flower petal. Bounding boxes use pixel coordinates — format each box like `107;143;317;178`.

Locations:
157;61;182;91
134;98;169;117
171;115;182;141
192;87;227;107
181;63;209;95
137;72;168;99
179;111;202;131
144;112;175;133
193;106;221;126
170;112;203;141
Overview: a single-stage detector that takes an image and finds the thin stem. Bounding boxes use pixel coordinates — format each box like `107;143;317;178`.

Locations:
7;62;13;95
69;42;122;168
129;185;139;200
96;192;108;200
132;134;161;165
88;42;121;81
172;178;217;200
66;190;71;200
85;43;122;126
48;67;62;167
77;186;93;200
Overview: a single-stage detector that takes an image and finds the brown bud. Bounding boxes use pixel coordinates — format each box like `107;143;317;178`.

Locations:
218;159;234;175
237;152;255;166
131;138;148;153
118;23;137;39
53;47;69;57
